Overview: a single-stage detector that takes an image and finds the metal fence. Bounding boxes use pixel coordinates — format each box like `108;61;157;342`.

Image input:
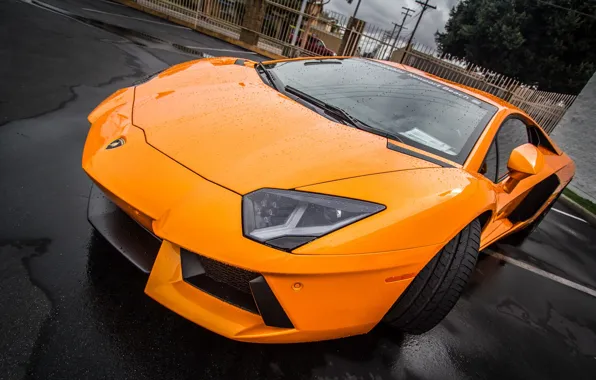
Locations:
131;0;411;58
400;44;576;133
123;0;575;133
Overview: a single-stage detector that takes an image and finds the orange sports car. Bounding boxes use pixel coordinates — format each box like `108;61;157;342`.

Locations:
83;57;574;343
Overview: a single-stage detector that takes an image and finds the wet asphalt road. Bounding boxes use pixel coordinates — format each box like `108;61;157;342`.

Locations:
1;0;596;379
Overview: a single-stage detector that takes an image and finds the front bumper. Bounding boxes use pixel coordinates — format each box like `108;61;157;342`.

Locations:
87;180;442;343
89;183;294;329
83;122;441;343
88;184;160;273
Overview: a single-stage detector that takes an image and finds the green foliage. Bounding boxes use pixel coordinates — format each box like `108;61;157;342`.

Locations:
436;0;596;94
564;189;596;215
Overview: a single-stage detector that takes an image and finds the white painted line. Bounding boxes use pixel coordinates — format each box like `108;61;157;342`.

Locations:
185;46;258;54
82;8;191;29
484;249;596;298
551;208;588;223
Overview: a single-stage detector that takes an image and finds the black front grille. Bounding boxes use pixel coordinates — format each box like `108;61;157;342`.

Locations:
180;249;295;328
198;255;259;294
180;249;261;314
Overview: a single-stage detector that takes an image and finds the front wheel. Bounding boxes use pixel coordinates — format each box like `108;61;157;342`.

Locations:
383;219;481;334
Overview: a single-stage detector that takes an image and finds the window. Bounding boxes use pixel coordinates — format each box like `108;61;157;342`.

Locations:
528;125;557;153
480;140;498;182
496;119;529;180
479;117;531;183
265;58;498;164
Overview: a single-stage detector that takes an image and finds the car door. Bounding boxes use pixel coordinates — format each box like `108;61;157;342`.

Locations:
479;117;549;237
492;118;544;218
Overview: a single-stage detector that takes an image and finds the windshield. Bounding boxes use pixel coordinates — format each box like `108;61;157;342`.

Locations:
265;58;498;164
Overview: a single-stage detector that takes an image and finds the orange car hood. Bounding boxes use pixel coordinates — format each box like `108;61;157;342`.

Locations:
132;58;438;194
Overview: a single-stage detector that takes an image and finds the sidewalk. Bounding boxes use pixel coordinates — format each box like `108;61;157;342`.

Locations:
561;187;596;227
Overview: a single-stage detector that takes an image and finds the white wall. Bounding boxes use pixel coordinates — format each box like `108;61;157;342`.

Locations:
551;73;596;202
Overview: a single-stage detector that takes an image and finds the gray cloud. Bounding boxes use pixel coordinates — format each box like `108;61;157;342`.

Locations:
325;0;460;48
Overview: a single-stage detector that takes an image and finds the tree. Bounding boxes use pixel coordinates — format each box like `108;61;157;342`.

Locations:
436;0;596;94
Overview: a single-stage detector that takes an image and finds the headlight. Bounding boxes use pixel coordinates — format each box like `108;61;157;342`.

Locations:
242;189;384;250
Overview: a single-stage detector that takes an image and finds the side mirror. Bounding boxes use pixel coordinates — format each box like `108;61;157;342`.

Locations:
503;144;544;193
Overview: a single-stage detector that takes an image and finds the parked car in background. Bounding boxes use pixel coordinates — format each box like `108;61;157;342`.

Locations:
288;33;336;56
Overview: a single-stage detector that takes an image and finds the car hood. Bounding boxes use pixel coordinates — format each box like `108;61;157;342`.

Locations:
132;57;439;194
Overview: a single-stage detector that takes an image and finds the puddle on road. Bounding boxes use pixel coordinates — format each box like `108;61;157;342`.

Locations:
22;0;214;58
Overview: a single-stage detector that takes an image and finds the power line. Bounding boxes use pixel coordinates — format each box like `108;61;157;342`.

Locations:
403;10;421;26
536;0;596;20
399;30;414;45
386;7;415;58
376;23;399;58
395;7;416;41
405;0;437;50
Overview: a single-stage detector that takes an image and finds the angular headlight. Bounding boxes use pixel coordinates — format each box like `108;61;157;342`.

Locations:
242;189;385;251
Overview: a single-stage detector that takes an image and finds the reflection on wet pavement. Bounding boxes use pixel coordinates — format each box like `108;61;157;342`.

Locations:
23;0;214;59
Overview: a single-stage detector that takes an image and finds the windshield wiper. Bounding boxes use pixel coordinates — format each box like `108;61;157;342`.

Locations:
285;85;358;125
256;63;283;91
284;85;404;143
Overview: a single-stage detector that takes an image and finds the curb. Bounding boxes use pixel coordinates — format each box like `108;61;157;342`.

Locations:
559;195;596;227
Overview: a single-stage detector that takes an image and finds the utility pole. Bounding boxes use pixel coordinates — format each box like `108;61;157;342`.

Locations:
290;0;309;47
352;0;362;18
405;0;436;49
387;6;415;60
389;23;399;43
378;23;398;59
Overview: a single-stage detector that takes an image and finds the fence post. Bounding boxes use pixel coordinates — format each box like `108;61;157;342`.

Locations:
290;0;308;47
239;0;266;46
399;42;410;64
194;0;202;28
338;17;365;56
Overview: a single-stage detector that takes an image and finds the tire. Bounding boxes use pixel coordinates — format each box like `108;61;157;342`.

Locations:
383;219;481;334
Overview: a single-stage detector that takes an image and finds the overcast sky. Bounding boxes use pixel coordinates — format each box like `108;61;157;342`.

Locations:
325;0;460;48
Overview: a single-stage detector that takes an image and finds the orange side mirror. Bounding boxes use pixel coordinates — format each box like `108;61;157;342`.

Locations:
503;144;544;193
